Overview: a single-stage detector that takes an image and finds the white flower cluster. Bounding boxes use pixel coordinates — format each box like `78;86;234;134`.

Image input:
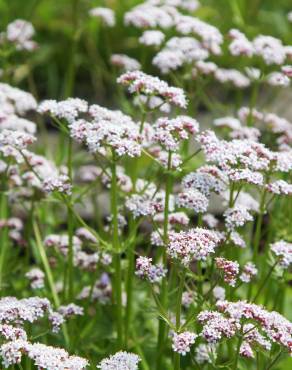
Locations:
194;343;217;364
1;19;37;51
275;151;292;172
224;206;253;231
228;29;254;57
0;218;23;244
270;240;292;268
182;168;226;196
148;0;200;12
124;2;179;29
38;98;88;124
182;291;194;307
153;36;209;73
153;116;199;151
230;231;246;248
97;351;140;370
194;60;218;76
0;130;35;159
0;297;50;324
39;98;142;159
44;232;109;271
153;211;189;226
197;130;274;172
110;54;141;71
214;116;241;130
70;104;142;158
25;268;45;289
0;115;36;135
227;168;263;185
267;72;290;87
214;68;250;88
167;228;223;265
215;257;239;287
134;94;171;113
58;303;84;318
135;256;167;283
282;64;292;77
89;7;115;27
203;214;219;229
76;227;98;243
172;331;197;355
1;340;88;369
229;127;261;142
43;174;72;195
213;286;225;301
0;83;38;167
177;188;209;213
197;310;237;343
266;180;292;195
117;70;187;108
215;300;292;354
126;186;175;219
139;30;165;46
176;15;223;55
253;35;287;65
239;262;258;283
77;273;112;304
21;151;66;194
228;30;289;66
0;83;37;116
240;324;271;358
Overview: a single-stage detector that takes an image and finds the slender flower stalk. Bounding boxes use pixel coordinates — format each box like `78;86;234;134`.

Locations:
0;192;9;291
253;259;279;303
264;350;283;370
111;151;123;348
32;220;60;307
67;136;74;301
253;187;268;263
125;216;138;346
173;268;186;370
156;151;172;369
232;326;243;370
125;104;148;346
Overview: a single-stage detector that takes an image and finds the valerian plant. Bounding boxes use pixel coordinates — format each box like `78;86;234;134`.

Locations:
0;1;291;370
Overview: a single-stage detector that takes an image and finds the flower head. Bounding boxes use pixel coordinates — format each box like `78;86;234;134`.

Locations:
117;71;187;108
97;351;140;370
172;331;197;355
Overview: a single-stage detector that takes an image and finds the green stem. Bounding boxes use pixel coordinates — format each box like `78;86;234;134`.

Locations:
253;188;267;263
232;329;243;370
156;151;172;370
67;136;74;301
33;220;60;306
125;216;137;347
32;219;70;347
173;269;186;370
181;148;201;167
264;350;282;370
253;260;278;303
0;192;9;292
175;270;186;330
229;182;235;208
124;106;148;346
111;152;123;348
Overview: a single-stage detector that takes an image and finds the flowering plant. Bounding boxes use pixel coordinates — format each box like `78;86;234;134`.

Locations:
0;1;291;369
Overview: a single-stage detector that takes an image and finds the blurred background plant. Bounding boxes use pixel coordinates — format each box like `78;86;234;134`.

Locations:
0;0;291;103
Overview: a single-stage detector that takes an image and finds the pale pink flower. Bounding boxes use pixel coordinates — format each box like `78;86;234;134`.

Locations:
172;331;197;355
